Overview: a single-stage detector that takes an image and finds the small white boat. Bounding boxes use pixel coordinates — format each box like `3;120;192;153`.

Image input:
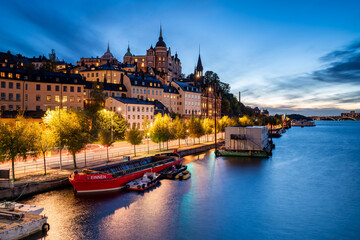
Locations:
126;172;160;191
0;202;44;215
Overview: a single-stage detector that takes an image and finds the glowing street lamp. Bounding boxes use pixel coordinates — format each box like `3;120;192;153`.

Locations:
147;132;150;154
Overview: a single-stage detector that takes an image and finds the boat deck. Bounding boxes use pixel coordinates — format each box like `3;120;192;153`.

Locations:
0;210;48;240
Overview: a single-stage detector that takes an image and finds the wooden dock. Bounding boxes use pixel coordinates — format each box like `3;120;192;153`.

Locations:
0;210;48;240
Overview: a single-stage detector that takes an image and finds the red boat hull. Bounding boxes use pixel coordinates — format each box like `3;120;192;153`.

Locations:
69;159;181;193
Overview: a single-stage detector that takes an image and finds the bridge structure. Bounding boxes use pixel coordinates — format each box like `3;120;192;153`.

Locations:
310;116;359;121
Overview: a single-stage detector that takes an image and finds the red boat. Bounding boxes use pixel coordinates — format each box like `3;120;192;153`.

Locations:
69;153;181;193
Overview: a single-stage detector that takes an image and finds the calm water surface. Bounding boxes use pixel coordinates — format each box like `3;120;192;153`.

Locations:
24;121;360;240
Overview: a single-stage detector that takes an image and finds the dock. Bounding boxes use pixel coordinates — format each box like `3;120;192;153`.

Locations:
0;210;48;240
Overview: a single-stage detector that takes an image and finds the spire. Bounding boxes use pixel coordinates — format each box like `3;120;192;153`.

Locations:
107;41;110;53
196;46;203;71
160;24;163;40
125;42;132;56
155;24;166;48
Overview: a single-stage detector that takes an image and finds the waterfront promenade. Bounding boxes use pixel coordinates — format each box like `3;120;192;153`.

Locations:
0;133;221;181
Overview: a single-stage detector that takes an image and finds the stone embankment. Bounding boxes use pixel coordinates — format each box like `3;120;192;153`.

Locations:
0;141;223;201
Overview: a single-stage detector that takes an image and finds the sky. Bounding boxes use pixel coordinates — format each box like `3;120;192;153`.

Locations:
0;0;359;116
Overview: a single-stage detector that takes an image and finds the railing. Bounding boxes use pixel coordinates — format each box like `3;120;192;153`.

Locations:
0;134;220;178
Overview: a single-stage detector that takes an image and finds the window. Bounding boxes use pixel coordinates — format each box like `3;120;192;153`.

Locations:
137;107;140;112
96;73;98;77
63;96;67;102
36;94;40;101
152;90;154;95
1;82;5;88
128;106;131;111
63;86;67;92
70;96;74;102
132;115;135;119
47;95;51;102
148;90;150;94
77;96;81;103
128;115;130;119
25;83;28;90
0;72;4;77
16;74;20;79
47;85;51;91
160;91;162;95
55;85;59;91
63;106;67;111
25;94;28;101
150;83;153;87
142;115;144;119
156;90;158;95
55;96;60;102
133;89;135;93
1;93;5;100
136;89;139;93
36;84;40;90
150;107;153;112
8;93;14;101
133;106;135;111
8;73;13;78
70;86;74;92
16;105;20;110
146;107;149;112
142;107;144;112
137;115;140;119
16;83;21;89
91;73;94;77
9;82;13;89
16;94;20;101
77;87;81;92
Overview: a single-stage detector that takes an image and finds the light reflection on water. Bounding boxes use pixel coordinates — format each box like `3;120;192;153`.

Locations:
23;121;360;240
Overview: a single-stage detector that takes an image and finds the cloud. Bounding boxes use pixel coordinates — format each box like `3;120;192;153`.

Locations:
314;40;360;84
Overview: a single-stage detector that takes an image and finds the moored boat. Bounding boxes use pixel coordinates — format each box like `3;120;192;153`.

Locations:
161;164;187;179
0;202;44;215
126;172;160;191
69;152;181;193
175;170;191;180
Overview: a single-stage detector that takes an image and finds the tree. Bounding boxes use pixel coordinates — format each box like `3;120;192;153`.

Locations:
126;125;143;157
43;110;90;169
202;118;214;142
98;129;114;162
188;116;204;144
171;116;187;148
239;115;252;126
97;109;128;140
34;125;58;175
149;114;172;151
0;116;37;181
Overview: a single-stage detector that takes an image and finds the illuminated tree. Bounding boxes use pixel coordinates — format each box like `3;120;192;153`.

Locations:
98;129;114;162
188;116;205;144
171;116;187;148
34;124;58;175
202;118;214;142
149;113;172;151
0;116;37;181
97;109;128;140
43;110;90;169
126;125;143;157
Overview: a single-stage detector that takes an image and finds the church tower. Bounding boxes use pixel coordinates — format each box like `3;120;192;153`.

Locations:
194;48;203;79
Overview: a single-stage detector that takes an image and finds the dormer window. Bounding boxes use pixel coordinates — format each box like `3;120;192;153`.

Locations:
142;82;145;86
135;80;137;84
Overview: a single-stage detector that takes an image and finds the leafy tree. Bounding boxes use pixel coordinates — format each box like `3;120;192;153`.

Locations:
126;125;143;157
239;115;252;126
98;129;114;162
188;116;204;144
149;113;172;150
0;116;37;181
34;124;58;175
171;116;187;147
202;118;214;142
142;118;151;136
43;110;90;169
97;109;128;140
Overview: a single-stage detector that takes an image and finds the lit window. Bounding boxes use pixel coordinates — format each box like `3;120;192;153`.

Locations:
0;72;4;77
8;73;13;78
63;96;67;102
70;96;74;102
47;95;51;102
16;74;20;79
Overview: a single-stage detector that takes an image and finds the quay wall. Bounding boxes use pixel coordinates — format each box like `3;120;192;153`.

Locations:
0;142;222;201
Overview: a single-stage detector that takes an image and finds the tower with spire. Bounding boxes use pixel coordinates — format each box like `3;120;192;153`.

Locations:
194;46;203;79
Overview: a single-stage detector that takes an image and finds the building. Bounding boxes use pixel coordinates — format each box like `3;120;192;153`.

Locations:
172;81;201;117
77;43;118;68
0;67;85;112
341;111;360;118
105;96;155;130
123;26;182;82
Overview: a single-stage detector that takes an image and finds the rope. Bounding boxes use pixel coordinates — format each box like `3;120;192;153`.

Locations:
10;177;69;202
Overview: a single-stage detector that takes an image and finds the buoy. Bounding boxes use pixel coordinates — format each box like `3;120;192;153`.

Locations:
42;223;50;232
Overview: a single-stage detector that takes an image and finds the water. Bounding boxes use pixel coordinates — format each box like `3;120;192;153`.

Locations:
23;121;360;240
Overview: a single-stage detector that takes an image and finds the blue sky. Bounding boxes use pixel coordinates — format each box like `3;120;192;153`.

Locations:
1;0;359;115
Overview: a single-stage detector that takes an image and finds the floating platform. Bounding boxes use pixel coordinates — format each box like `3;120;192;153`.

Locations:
215;150;269;158
0;210;49;240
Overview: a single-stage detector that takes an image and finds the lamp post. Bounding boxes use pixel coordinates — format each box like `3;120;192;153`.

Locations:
59;108;62;170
